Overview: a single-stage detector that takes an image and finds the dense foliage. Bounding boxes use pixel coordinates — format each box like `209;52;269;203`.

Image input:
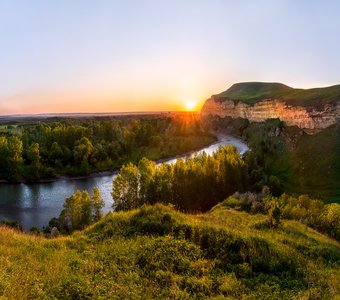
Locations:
0;114;215;182
223;192;340;240
0;204;339;299
112;146;247;212
48;187;104;233
207;116;340;201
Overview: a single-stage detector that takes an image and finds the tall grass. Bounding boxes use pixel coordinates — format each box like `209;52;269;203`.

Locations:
0;204;339;299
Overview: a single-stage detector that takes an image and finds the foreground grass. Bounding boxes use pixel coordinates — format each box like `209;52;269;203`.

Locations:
0;204;339;299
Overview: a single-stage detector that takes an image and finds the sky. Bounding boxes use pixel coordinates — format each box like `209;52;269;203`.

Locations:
1;0;340;114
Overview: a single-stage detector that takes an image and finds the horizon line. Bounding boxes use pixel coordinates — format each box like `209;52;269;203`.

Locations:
0;110;200;119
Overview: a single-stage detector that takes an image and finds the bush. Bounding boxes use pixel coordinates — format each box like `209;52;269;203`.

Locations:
319;204;340;240
1;219;23;231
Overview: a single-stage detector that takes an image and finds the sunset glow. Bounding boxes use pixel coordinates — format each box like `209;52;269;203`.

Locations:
185;100;197;111
0;1;339;115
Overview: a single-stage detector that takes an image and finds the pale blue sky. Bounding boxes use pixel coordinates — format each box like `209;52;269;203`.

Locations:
1;0;340;113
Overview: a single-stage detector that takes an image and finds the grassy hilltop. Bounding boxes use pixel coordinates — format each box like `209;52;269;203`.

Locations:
215;82;340;107
0;204;339;299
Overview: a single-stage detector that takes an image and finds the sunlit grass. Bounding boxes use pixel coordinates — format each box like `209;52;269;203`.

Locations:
0;204;339;299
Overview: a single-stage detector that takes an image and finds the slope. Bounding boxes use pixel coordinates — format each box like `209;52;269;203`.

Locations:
0;204;339;299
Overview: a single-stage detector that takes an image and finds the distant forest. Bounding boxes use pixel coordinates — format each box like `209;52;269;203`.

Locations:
0;114;215;182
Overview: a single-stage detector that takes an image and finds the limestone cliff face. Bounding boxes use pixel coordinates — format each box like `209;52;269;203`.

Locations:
201;96;340;131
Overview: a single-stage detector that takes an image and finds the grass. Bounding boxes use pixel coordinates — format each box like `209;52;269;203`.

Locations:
216;82;340;107
0;204;339;299
287;123;340;201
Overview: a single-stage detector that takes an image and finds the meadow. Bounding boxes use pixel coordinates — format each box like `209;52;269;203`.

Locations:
0;204;339;299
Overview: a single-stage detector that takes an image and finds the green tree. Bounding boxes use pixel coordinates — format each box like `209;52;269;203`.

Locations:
80;191;92;227
49;141;63;167
0;136;9;178
112;163;139;211
91;187;104;221
264;196;282;227
138;158;156;205
58;188;104;232
319;204;340;240
60;190;83;231
7;136;23;181
73;137;94;173
27;143;41;179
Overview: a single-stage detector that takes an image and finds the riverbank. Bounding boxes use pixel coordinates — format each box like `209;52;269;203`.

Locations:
0;133;249;230
0;135;218;184
0;133;250;185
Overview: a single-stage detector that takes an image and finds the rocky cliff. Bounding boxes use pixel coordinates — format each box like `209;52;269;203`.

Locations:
201;82;340;131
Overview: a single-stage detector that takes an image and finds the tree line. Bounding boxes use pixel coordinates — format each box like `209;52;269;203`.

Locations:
0;114;214;182
111;146;248;212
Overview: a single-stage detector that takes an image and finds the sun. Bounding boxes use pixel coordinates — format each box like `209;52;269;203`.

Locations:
185;100;197;111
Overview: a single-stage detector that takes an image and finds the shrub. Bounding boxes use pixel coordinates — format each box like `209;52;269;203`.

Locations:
1;219;23;231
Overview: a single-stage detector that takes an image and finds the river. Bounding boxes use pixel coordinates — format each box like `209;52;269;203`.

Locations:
0;134;249;230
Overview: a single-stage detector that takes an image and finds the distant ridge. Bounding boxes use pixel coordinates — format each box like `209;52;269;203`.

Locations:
201;82;340;130
215;82;340;106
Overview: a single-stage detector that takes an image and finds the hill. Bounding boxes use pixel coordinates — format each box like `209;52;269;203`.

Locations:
0;204;339;299
216;82;340;107
206;117;340;202
201;82;339;131
243;120;340;202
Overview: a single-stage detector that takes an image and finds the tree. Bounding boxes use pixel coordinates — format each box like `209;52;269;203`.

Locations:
7;136;23;181
0;136;9;178
49;141;63;167
80;191;92;227
138;158;156;205
73;137;94;173
91;187;104;221
268;175;282;197
60;190;83;231
319;204;340;240
27;143;41;180
154;163;173;204
57;188;104;232
112;163;139;211
264;196;282;227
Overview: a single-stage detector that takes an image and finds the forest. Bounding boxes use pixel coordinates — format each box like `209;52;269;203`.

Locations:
0;114;215;182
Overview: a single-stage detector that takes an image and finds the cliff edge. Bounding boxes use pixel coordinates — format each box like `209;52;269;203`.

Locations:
201;82;340;131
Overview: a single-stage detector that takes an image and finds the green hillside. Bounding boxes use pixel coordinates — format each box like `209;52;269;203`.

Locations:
216;82;340;107
287;123;340;201
206;116;340;202
243;121;340;202
0;204;339;299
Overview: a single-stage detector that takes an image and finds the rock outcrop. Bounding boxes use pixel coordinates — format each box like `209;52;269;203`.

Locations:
201;83;340;131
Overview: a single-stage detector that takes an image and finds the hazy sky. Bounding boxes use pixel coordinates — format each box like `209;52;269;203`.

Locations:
1;0;340;114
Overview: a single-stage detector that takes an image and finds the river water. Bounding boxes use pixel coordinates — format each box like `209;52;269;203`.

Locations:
0;134;249;230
